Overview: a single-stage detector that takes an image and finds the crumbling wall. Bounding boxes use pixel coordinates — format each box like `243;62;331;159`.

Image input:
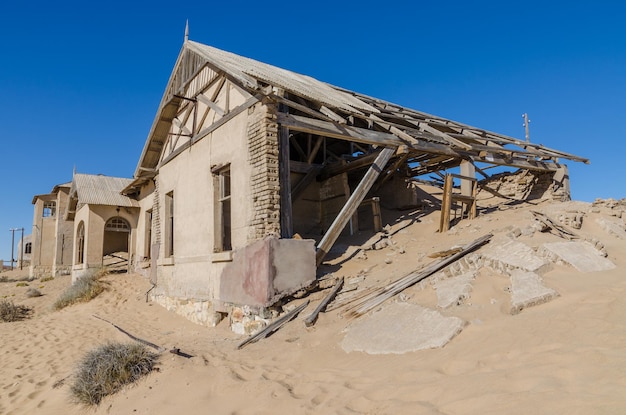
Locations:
247;103;281;242
478;168;569;202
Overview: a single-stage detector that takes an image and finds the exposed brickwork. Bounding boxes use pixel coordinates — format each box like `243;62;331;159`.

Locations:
479;169;568;202
153;179;161;245
247;103;281;242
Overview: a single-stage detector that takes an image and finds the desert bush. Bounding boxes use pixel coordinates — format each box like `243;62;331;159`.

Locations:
26;288;43;298
53;271;107;310
0;300;32;322
40;276;54;282
70;342;158;406
16;282;29;287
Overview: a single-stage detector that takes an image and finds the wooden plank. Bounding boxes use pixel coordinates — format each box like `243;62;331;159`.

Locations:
346;233;493;317
277;113;403;147
307;136;324;164
304;277;344;327
320;151;381;180
237;301;310;349
316;147;395;266
292;165;322;201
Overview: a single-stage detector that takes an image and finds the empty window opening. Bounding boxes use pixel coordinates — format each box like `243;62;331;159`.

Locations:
77;222;85;264
43;201;56;217
214;167;232;252
166;191;174;257
24;242;32;254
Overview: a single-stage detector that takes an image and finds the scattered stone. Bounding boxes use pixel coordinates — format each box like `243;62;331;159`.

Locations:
482;237;551;274
596;217;626;239
341;303;466;354
384;258;392;265
508;269;559;315
540;241;616;273
434;271;476;308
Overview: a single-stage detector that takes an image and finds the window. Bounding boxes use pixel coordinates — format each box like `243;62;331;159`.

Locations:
165;191;174;257
77;221;85;264
214;167;232;252
43;201;56;217
24;243;32;254
145;210;153;259
105;216;130;232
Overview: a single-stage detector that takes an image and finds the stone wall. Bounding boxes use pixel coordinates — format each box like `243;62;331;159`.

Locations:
478;168;569;202
247;103;281;242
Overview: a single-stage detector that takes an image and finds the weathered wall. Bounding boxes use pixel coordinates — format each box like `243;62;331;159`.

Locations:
151;99;258;310
131;180;156;277
52;188;73;276
478;167;570;202
218;237;316;309
71;204;138;282
247;102;281;241
30;195;57;277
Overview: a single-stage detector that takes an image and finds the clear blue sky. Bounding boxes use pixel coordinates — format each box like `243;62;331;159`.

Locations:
1;0;625;262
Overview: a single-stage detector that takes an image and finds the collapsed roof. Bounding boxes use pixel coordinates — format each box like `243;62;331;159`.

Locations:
130;39;588;190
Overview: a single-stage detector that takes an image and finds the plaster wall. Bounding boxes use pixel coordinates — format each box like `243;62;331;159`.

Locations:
153;102;253;303
72;204;138;282
52;188;73;275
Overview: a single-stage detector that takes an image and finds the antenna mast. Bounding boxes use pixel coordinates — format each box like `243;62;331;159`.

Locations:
522;113;531;142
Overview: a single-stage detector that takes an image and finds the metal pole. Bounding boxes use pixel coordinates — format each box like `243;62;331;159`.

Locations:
20;228;24;270
9;228;15;271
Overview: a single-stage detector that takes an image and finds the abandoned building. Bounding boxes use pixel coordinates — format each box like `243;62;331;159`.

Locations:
30;182;73;277
29;174;138;280
27;36;588;327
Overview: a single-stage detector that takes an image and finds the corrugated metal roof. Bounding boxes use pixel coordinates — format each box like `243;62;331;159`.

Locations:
71;174;139;208
186;41;379;115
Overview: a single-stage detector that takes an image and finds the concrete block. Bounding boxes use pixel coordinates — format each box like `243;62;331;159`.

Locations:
541;241;616;273
434;271;476;308
509;269;559;314
219;237;316;307
596;216;626;239
482;237;550;274
341;303;466;354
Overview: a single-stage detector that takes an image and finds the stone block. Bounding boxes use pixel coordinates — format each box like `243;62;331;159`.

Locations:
508;269;559;314
541;241;616;273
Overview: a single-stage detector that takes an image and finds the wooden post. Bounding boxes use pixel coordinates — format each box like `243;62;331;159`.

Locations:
278;96;293;238
316;147;395;266
460;160;476;197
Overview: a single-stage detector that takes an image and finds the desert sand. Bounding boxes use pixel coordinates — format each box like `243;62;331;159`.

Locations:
1;197;625;415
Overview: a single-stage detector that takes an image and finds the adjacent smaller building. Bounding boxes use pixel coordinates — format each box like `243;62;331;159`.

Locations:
30;182;73;277
29;173;139;280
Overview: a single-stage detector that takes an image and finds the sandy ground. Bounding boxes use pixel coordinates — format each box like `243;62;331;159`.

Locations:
1;198;625;415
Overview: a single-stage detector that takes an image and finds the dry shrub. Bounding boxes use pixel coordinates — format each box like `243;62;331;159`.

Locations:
53;270;108;310
26;288;43;298
70;342;158;406
0;300;32;322
40;276;54;282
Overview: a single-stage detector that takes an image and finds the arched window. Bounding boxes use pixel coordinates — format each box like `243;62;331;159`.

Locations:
24;242;32;254
105;217;130;232
77;221;85;264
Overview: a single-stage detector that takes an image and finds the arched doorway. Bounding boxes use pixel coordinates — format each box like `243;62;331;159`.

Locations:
103;217;130;270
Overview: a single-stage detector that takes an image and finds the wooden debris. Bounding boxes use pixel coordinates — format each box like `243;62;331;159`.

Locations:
531;211;579;240
169;348;193;358
304;277;344;327
93;315;165;353
428;247;463;258
237;300;310;350
345;233;493;318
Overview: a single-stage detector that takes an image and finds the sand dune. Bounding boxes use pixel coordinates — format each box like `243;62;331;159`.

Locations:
1;199;625;414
